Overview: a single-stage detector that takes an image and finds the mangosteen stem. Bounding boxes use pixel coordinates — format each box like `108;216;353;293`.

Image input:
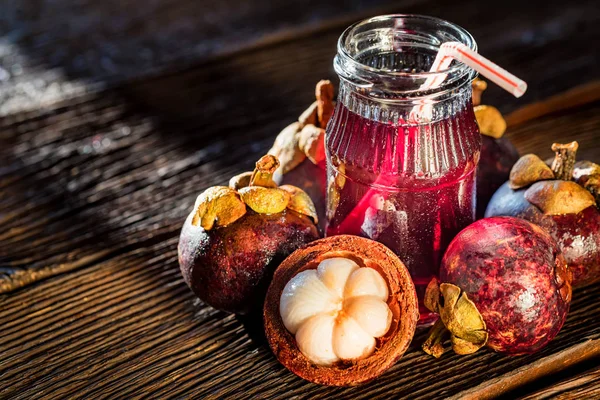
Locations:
422;318;448;358
250;155;280;188
551;142;579;181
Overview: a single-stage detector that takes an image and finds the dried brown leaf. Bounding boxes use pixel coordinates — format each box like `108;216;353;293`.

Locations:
298;101;318;128
424;277;441;313
451;335;484;355
279;184;318;223
572;161;600;203
573;160;600;180
509;154;555;189
229;171;253;190
423;281;487;357
191;186;247;230
474;105;507;138
239;186;290;214
268;122;306;174
298;124;325;164
525;180;596;215
438;283;488;354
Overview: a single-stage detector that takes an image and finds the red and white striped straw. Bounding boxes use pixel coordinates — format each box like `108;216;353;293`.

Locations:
411;41;527;121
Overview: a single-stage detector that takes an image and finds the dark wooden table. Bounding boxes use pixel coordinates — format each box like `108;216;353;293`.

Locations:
1;0;599;398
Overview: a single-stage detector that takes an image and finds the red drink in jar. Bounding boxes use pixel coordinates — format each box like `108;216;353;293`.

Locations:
326;15;481;323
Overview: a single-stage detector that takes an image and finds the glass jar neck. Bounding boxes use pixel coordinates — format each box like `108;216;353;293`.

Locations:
334;14;477;103
337;78;473;125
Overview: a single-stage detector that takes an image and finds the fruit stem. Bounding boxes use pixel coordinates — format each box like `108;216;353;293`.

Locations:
250;155;280;188
316;80;334;128
422;318;448;358
551;141;579;180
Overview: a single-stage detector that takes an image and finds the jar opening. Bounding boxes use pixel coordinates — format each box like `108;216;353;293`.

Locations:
335;15;477;99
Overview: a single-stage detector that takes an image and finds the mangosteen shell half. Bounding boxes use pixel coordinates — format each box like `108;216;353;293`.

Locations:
263;235;419;386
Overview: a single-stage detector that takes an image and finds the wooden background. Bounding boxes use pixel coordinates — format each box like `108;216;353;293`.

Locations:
1;0;599;398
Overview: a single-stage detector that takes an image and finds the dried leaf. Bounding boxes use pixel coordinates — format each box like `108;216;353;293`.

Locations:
509;154;555;189
438;283;488;354
573;160;600;180
279;184;318;223
316;80;334;127
268;122;306;174
580;175;600;203
472;78;488;106
239;186;290;214
423;281;487;358
474;105;507;138
298;101;318;128
298;124;326;164
451;336;483;355
525;180;596;215
191;186;247;230
572;160;600;202
229;171;253;190
423;277;442;313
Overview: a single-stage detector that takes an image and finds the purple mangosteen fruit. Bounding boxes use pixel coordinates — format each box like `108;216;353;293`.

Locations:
178;155;320;314
422;216;571;357
486;141;600;286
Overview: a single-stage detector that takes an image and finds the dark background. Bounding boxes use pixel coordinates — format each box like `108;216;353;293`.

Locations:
0;0;597;116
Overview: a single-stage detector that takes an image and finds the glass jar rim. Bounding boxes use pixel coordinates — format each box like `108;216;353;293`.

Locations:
337;14;477;78
335;14;478;99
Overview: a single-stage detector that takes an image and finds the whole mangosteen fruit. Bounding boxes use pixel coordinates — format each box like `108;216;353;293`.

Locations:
486;141;600;286
178;155;320;314
422;217;571;357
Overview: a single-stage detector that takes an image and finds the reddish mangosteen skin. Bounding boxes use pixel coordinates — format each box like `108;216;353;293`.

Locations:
476;136;520;218
178;210;320;315
486;182;600;286
440;217;571;355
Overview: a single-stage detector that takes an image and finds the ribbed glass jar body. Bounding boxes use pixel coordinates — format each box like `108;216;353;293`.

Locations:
325;15;481;322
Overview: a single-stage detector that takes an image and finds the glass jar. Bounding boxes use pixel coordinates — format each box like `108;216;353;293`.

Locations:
325;15;481;323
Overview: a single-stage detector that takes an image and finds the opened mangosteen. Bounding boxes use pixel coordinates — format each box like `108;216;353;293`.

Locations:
472;78;520;218
486;141;600;286
423;217;571;357
264;235;419;386
178;155;320;315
